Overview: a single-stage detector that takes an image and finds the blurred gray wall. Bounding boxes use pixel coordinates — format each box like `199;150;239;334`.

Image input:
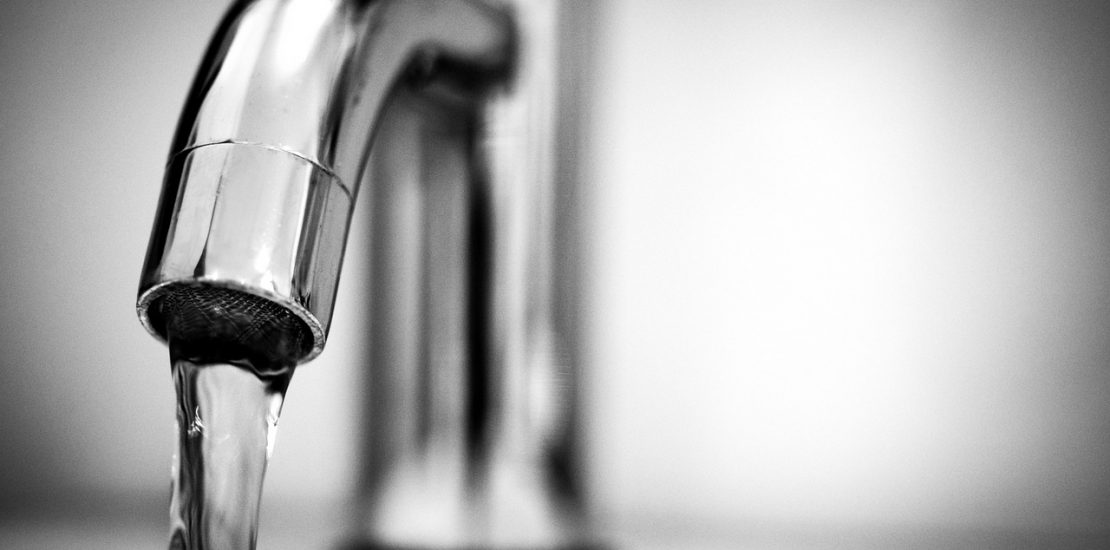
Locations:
587;0;1110;540
0;0;226;499
2;0;1110;546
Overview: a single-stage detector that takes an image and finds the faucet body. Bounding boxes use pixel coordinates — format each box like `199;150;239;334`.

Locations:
138;0;588;547
138;0;513;361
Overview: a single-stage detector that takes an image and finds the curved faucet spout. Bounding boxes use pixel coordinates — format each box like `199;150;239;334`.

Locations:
137;0;515;361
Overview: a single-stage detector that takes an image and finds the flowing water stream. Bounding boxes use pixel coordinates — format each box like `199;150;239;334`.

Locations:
168;355;293;549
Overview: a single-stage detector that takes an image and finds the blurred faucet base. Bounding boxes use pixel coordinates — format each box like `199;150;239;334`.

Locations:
347;84;595;550
343;1;600;547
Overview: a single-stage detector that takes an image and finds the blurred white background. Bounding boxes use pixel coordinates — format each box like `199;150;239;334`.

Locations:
2;1;1110;548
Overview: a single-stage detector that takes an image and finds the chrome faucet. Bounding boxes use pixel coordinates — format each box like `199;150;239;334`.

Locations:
137;0;590;548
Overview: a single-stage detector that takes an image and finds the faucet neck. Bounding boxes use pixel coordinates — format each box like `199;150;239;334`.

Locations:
173;0;515;193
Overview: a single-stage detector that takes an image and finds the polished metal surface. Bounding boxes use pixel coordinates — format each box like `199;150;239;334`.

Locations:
137;0;514;360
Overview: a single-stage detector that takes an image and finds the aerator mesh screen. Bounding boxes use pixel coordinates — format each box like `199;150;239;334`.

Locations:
157;285;312;367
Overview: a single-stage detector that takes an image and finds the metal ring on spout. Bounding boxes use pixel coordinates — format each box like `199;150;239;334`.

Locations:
137;143;350;362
